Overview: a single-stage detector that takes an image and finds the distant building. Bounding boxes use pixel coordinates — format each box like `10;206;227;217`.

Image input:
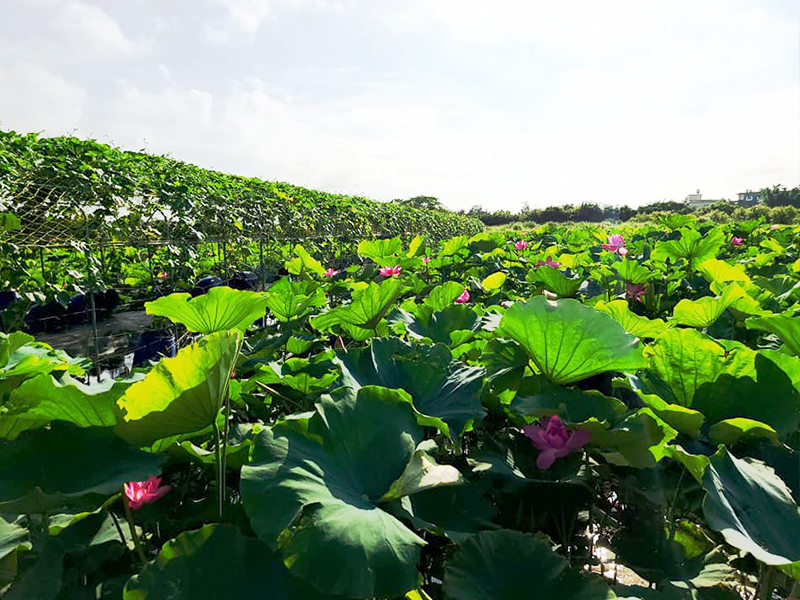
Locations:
735;189;763;208
684;190;720;210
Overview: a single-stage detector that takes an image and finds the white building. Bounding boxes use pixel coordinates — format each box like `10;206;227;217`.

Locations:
684;190;720;210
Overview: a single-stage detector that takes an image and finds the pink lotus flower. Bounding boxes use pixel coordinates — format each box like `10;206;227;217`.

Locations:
323;268;340;277
625;282;645;302
422;256;431;264
602;234;628;256
157;272;167;280
454;288;470;304
770;224;780;230
522;415;590;470
535;256;561;269
124;476;170;510
731;236;743;247
379;265;402;277
514;240;528;251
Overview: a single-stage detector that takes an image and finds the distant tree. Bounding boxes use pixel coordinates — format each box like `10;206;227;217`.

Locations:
602;206;618;221
399;196;445;211
762;185;800;208
638;200;690;215
618;205;636;221
574;203;603;222
539;205;571;223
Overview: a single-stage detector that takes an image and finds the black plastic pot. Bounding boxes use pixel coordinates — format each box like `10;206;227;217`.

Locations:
191;276;223;297
132;330;177;367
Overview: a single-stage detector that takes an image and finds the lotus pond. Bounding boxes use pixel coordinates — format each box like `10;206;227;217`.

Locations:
1;220;799;600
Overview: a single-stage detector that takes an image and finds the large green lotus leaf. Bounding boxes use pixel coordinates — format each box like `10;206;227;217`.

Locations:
595;300;667;339
481;271;506;291
243;350;340;397
379;442;464;501
707;418;778;446
697;258;750;284
240;386;426;598
311;278;407;331
0;423;164;513
702;448;800;565
652;227;725;268
0;332;86;386
467;231;501;253
123;524;341;600
115;330;242;447
391;482;497;543
0;516;29;562
388;305;479;345
357;237;403;264
440;235;469;257
646;329;754;406
442;530;615;600
671;283;745;327
145;286;268;333
509;376;628;425
424;281;469;311
0;372;139;440
497;296;646;385
585;408;678;469
478;338;531;404
528;266;583;297
613;260;655;284
265;278;326;323
285;244;326;277
710;281;764;317
0;332;33;368
336;338;485;439
762;349;800;391
692;352;800;436
636;392;704;438
338;320;390;341
746;313;800;356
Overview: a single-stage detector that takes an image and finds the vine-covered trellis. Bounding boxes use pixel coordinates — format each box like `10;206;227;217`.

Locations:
0;129;482;369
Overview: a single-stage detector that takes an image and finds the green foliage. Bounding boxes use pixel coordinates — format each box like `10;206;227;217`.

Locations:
241;386;427;598
0;220;799;599
442;530;615;600
498;296;646;384
145;286;268;333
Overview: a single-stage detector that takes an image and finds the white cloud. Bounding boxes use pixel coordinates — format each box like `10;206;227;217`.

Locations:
49;1;152;59
0;1;796;210
0;63;86;134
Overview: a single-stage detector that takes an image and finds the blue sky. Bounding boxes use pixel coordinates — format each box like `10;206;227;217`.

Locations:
1;0;798;211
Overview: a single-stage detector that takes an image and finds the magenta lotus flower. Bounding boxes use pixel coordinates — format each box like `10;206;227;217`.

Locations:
454;288;470;304
535;256;561;269
422;256;431;264
731;236;743;247
379;265;402;276
514;240;528;251
625;281;645;302
157;272;167;280
323;268;340;277
602;234;628;256
522;415;590;470
124;476;170;510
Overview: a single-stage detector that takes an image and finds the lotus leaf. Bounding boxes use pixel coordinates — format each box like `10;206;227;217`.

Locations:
498;296;646;385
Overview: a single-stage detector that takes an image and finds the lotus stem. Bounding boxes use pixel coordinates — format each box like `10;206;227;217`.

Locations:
121;489;146;563
212;417;224;521
220;381;233;521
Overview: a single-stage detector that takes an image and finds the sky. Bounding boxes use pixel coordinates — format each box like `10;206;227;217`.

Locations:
0;0;798;212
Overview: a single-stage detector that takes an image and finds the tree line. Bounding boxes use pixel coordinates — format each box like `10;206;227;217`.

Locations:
458;185;800;226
